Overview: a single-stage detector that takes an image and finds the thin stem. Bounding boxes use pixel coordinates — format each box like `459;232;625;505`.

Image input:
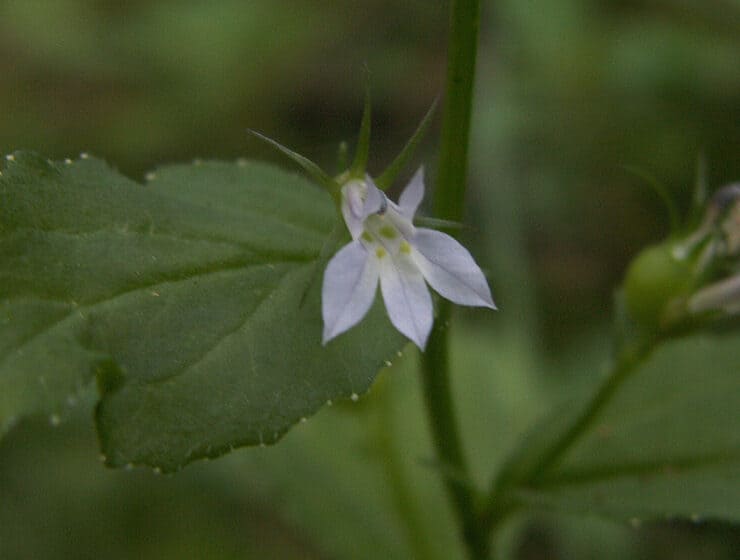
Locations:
375;378;442;560
526;341;656;483
420;0;486;558
421;309;490;558
434;0;481;223
485;337;659;528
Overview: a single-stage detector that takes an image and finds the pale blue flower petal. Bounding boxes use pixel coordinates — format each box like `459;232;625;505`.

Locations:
322;241;380;344
378;255;433;349
341;181;369;239
362;175;387;218
346;184;365;217
398;167;425;218
341;207;363;239
688;274;740;314
411;228;496;309
328;166;495;348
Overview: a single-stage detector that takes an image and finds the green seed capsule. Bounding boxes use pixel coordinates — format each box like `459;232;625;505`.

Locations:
623;242;694;330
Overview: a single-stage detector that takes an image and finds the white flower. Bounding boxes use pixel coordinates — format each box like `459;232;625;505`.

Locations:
322;168;495;349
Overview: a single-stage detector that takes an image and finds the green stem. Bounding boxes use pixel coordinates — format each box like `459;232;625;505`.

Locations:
434;0;481;223
527;341;656;483
485;338;659;528
421;0;486;558
375;378;442;560
421;309;490;558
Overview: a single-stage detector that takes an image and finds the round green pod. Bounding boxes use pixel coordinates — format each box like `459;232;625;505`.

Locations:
623;242;695;330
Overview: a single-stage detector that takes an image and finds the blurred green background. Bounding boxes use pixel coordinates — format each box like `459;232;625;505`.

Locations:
1;1;739;558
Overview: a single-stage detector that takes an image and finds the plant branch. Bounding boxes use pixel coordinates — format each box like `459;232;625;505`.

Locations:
485;337;659;529
527;342;656;483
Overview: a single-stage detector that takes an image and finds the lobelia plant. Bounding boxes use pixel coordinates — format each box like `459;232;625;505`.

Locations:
1;1;739;559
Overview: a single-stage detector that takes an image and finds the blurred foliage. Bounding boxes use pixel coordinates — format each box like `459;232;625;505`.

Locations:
474;0;740;347
1;0;739;558
3;326;739;559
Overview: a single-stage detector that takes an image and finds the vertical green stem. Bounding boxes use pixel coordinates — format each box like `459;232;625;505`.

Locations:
421;312;489;558
434;0;481;224
420;0;487;558
375;379;442;560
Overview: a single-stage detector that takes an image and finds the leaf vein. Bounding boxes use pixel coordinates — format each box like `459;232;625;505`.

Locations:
2;226;323;261
0;259;308;373
140;264;308;386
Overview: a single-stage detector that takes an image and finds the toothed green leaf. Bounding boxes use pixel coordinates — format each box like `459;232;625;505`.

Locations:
0;152;403;471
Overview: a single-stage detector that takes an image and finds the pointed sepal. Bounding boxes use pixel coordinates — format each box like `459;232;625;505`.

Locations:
689;153;709;225
376;98;438;191
336;141;349;173
623;165;680;233
349;89;372;177
249;129;339;194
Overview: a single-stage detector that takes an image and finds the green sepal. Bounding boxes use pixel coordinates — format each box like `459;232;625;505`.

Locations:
376;99;438;191
336;141;349;174
349;90;372;178
622;165;681;234
689;153;709;226
249;130;339;195
414;216;466;231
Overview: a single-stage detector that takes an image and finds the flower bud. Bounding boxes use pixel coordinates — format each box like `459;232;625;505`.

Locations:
623;182;740;335
623;241;696;331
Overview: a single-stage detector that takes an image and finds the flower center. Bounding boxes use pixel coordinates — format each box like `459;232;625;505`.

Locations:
360;213;412;264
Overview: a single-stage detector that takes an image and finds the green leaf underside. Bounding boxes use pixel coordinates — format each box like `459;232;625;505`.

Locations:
500;335;740;523
1;152;404;471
